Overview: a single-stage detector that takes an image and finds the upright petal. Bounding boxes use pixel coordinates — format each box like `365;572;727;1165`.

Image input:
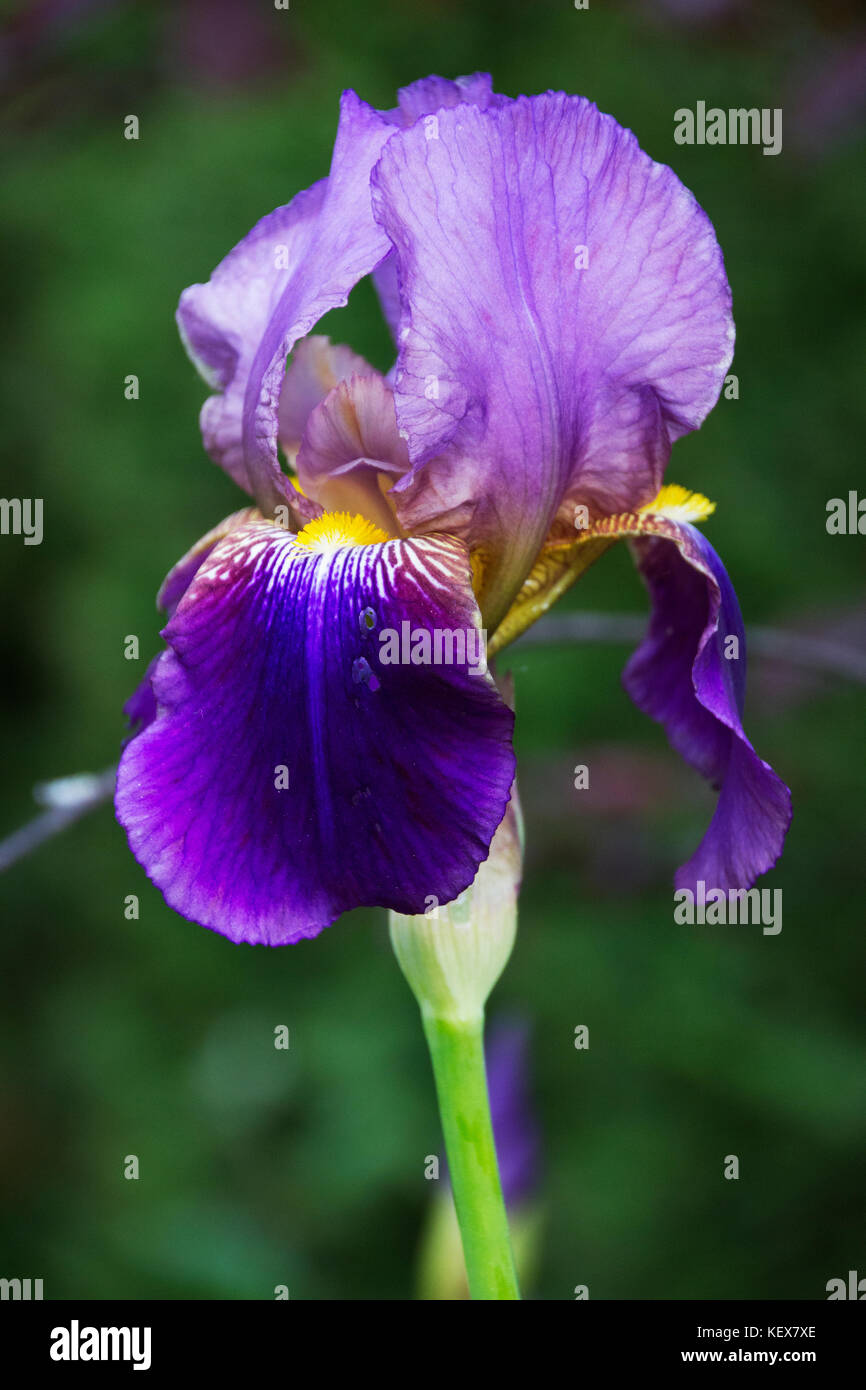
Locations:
296;372;410;533
177;91;396;509
373;73;508;340
178;76;507;506
371;95;734;626
116;520;515;945
277;335;373;455
385;72;506;127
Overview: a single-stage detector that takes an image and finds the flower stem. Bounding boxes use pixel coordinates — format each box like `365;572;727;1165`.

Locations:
422;1012;520;1300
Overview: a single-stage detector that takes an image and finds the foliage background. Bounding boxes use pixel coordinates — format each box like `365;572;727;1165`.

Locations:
1;0;864;1299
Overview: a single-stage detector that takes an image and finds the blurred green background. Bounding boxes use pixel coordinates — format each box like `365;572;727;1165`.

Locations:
1;0;864;1300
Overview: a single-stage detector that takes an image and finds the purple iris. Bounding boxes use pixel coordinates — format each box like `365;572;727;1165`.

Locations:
116;73;791;945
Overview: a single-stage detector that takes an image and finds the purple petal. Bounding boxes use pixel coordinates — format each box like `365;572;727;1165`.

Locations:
385;72;506;127
176;91;395;509
123;660;158;742
372;255;403;345
124;508;260;740
371;94;734;626
296;372;410;533
156;507;261;616
116;523;515;945
277;335;373;454
178;75;505;506
373;73;508;341
623;523;791;890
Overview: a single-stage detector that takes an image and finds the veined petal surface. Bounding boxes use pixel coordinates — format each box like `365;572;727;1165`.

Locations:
177;92;395;508
116;522;515;944
372;94;734;625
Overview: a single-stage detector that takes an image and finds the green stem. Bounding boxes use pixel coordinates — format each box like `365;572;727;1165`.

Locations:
422;1012;520;1300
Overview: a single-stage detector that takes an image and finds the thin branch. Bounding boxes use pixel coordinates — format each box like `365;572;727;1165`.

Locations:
0;768;116;873
745;625;866;684
516;613;866;684
515;613;647;647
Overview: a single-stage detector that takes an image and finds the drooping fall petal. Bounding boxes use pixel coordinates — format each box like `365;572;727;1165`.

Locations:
493;488;790;889
623;519;791;891
117;520;515;944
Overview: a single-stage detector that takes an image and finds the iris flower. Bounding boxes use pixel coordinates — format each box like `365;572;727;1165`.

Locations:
116;73;791;945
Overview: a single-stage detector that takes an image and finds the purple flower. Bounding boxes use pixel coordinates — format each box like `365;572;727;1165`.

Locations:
116;74;791;945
